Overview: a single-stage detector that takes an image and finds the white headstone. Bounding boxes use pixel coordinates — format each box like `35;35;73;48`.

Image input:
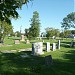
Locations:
46;42;50;52
21;35;25;41
52;43;56;51
32;42;44;55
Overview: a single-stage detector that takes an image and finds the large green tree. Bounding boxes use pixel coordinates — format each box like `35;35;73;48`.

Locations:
0;0;32;24
0;21;13;43
45;27;60;39
25;28;29;38
0;0;32;42
29;11;40;39
61;12;75;29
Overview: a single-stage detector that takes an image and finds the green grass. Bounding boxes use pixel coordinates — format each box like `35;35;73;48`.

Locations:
0;47;75;75
0;37;75;75
0;37;32;50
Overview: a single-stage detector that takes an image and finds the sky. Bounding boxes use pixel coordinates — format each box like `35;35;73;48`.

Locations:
11;0;74;33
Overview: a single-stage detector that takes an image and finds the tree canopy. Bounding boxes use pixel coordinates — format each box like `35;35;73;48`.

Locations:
0;0;32;24
45;27;60;39
29;11;40;39
61;12;75;30
0;21;13;42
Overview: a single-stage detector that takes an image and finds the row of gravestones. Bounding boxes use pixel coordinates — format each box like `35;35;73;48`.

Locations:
14;35;30;44
14;40;30;44
31;40;60;56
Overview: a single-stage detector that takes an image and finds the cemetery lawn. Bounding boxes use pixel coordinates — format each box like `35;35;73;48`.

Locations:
0;37;75;75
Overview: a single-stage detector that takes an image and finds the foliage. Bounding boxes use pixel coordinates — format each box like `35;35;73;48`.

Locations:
45;27;60;39
15;31;21;37
61;12;75;29
71;30;75;34
64;30;71;38
0;0;32;42
25;28;29;38
0;38;75;75
0;0;32;24
0;21;13;42
59;31;64;38
60;30;71;38
41;32;46;37
29;11;40;39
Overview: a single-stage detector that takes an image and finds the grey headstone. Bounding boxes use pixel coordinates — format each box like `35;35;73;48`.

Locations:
45;55;53;66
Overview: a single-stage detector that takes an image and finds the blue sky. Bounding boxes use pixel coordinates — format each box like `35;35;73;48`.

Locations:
11;0;74;33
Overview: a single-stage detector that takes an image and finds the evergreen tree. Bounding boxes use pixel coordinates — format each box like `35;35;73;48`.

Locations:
29;11;40;39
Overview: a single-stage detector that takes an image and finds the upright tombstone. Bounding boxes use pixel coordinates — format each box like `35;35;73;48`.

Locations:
57;40;60;50
14;40;20;44
21;35;25;41
45;55;53;67
32;42;44;55
52;43;56;51
46;42;50;52
70;40;74;47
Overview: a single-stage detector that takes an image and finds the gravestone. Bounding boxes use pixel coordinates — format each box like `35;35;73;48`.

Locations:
32;42;44;55
46;42;50;52
45;55;53;67
52;43;56;51
21;35;25;41
70;40;74;47
57;40;60;50
14;40;20;44
26;40;30;44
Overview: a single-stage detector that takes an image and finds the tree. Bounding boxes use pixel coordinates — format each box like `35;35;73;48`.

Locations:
0;0;32;42
0;0;32;24
41;32;46;37
71;30;75;34
45;27;60;39
61;12;75;29
25;28;29;38
15;31;21;37
29;11;40;39
60;31;64;38
0;21;13;43
64;30;71;38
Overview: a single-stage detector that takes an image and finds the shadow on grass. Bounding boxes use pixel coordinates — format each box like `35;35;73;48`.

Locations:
61;41;73;48
0;49;75;75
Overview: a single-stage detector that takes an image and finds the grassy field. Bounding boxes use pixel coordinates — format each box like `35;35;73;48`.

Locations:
0;37;75;75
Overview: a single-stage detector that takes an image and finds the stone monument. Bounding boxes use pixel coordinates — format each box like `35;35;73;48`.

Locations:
45;55;53;67
46;42;50;52
14;40;20;44
21;35;25;41
32;42;44;55
52;43;56;51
